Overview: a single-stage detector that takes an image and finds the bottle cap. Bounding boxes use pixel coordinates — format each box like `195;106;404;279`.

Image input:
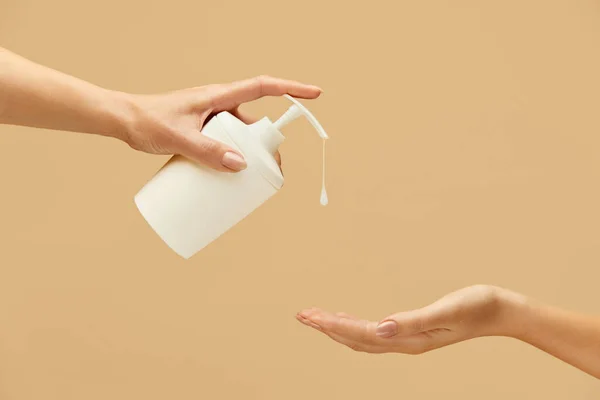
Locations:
216;95;328;191
273;94;329;139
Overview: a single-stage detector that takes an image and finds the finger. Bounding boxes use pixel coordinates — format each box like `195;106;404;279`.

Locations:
296;312;384;353
274;151;282;169
175;133;247;173
336;312;360;321
296;310;359;328
296;313;322;330
297;309;454;355
298;313;442;355
322;330;386;354
296;308;328;331
231;107;258;125
376;301;452;339
299;308;380;346
211;75;322;111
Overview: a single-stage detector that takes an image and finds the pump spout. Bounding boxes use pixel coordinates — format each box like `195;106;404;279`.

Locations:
274;104;303;130
272;94;329;139
271;94;329;206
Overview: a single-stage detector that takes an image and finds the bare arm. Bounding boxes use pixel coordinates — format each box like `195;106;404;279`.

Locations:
0;47;133;139
297;285;600;379
517;299;600;378
0;47;321;171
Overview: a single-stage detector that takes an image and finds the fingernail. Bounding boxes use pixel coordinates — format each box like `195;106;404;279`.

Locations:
376;321;398;338
222;152;247;171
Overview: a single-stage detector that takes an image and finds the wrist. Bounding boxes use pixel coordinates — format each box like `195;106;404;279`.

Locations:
100;89;141;143
492;287;532;339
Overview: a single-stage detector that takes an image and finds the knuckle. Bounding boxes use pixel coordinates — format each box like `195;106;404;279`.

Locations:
254;75;267;95
255;74;276;95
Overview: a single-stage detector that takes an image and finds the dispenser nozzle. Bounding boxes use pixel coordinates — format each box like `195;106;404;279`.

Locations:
273;94;329;139
273;104;303;130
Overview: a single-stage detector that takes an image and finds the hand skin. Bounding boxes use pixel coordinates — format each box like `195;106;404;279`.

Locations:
0;47;322;171
297;285;600;379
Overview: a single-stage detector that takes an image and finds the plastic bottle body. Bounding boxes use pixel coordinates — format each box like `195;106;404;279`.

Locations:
134;95;328;259
134;114;280;259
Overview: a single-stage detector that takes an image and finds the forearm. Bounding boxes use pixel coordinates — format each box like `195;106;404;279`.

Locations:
504;292;600;379
0;47;134;140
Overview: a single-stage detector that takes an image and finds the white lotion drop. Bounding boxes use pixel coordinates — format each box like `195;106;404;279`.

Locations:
320;186;328;206
320;139;328;206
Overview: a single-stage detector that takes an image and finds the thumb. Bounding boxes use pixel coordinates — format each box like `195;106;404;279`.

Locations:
177;134;247;173
376;303;448;339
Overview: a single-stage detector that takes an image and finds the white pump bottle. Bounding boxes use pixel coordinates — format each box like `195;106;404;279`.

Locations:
134;95;329;259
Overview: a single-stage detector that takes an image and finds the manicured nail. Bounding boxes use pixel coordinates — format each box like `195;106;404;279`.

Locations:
376;321;398;338
222;152;247;171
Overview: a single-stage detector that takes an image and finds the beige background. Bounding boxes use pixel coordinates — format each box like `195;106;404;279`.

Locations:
1;0;600;398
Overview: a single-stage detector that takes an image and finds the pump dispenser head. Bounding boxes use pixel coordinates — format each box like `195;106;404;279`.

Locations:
271;94;329;206
274;94;329;139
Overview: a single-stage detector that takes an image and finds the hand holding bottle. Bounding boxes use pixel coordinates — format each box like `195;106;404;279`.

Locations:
0;47;321;171
123;76;321;171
